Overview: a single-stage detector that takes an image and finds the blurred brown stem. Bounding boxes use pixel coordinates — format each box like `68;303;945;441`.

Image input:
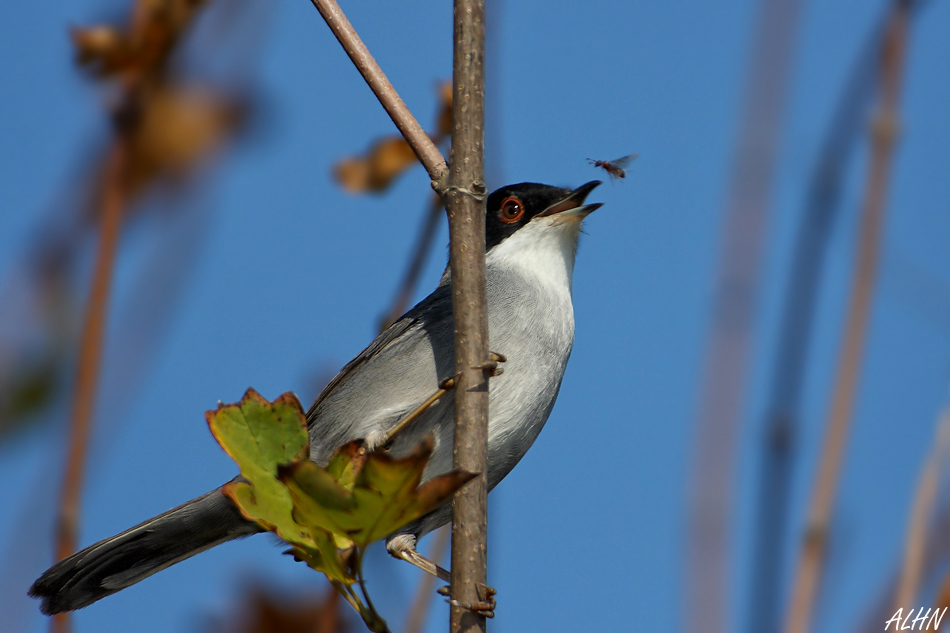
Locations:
894;410;950;612
745;15;883;633
687;0;803;630
783;3;911;632
404;526;450;633
52;141;128;633
308;0;448;189
379;194;443;332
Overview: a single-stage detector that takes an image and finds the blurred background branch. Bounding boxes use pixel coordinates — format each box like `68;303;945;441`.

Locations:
893;408;950;613
744;12;882;633
52;3;250;631
53;135;128;633
0;0;257;630
687;0;804;630
784;2;913;631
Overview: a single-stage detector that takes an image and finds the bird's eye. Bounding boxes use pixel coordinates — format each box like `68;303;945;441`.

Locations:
499;196;524;223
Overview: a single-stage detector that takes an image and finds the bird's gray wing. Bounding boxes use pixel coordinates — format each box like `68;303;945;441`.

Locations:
305;283;456;464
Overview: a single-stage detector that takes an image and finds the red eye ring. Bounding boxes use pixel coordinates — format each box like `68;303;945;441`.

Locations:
499;196;524;223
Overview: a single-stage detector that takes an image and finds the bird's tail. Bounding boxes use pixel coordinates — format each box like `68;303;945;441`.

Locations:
29;487;259;615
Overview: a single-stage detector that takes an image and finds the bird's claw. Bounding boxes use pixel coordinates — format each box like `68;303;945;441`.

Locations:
439;583;497;618
473;351;507;376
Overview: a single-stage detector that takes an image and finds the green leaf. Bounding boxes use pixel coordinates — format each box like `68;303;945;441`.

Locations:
207;389;475;632
280;436;477;549
207;388;309;472
325;439;367;489
289;528;354;586
207;388;315;548
279;460;356;542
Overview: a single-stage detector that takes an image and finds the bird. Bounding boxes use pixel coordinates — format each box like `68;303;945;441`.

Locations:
29;179;603;616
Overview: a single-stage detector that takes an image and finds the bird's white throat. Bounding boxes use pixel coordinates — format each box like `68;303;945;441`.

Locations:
485;215;582;297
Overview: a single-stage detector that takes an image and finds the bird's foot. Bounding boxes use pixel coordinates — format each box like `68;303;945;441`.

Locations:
472;351;507;376
438;583;497;618
387;534;451;581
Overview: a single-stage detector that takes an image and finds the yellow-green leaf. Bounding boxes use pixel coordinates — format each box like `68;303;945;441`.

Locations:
207;389;314;547
280;460;356;541
290;528;354;586
279;436;476;549
325;439;366;489
207;388;309;473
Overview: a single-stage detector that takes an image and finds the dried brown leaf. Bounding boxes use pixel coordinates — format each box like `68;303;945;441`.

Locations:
333;137;419;194
434;81;452;143
207;585;345;633
124;83;246;193
71;27;135;75
72;0;210;78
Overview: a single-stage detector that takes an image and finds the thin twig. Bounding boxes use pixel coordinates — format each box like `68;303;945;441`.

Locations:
382;377;456;447
355;553;392;633
783;3;912;632
446;1;489;632
894;409;950;610
404;525;451;633
308;0;448;189
51;141;128;633
332;579;362;616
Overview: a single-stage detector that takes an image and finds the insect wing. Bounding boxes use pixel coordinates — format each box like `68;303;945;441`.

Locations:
609;153;639;169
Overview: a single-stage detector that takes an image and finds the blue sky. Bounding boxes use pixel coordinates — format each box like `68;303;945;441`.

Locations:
2;1;950;632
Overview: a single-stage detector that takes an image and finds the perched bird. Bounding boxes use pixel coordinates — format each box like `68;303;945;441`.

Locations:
30;180;603;615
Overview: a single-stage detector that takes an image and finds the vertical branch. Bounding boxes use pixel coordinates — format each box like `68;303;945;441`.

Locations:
52;141;128;633
783;3;911;632
446;1;488;632
687;0;803;631
305;5;489;628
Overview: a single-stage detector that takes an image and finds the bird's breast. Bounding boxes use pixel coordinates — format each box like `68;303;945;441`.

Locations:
482;266;575;488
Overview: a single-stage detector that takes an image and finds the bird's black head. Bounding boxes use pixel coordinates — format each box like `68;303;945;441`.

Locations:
484;180;602;251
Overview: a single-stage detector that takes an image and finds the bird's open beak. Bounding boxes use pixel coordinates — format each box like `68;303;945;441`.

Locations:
536;180;603;221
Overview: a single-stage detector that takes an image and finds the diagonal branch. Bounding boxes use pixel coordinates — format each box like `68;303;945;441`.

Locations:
308;0;448;189
745;16;882;633
894;409;950;612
